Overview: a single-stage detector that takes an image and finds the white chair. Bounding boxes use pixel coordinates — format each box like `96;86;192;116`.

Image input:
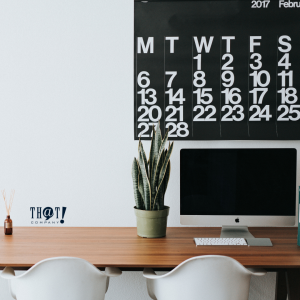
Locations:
143;255;266;300
0;257;122;300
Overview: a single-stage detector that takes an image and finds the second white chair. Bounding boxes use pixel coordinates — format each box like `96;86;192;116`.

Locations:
1;256;122;300
143;255;266;300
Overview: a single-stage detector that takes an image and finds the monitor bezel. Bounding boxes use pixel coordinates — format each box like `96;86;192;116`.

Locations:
180;148;297;227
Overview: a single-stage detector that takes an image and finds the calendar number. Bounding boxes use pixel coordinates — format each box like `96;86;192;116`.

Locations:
251;0;270;8
278;105;300;121
221;105;244;121
249;105;272;121
137;71;150;88
138;89;157;105
166;122;189;137
193;105;217;121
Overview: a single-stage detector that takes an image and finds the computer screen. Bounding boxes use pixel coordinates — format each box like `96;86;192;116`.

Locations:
180;149;296;226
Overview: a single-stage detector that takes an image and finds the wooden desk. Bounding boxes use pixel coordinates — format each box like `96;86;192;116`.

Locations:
0;227;299;299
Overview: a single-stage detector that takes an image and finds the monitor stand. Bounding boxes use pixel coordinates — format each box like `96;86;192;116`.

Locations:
220;226;273;246
220;226;254;238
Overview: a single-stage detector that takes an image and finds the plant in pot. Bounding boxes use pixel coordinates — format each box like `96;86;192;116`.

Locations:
132;123;173;238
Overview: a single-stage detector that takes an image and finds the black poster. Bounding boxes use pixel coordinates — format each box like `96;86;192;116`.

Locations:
134;0;300;140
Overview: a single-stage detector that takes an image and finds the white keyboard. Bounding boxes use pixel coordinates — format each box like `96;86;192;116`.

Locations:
194;238;247;246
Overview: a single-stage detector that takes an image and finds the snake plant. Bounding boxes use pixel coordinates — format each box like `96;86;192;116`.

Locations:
132;123;173;211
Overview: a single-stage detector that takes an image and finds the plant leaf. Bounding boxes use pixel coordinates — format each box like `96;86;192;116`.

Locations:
138;171;144;200
139;142;149;178
157;192;164;210
155;121;162;144
159;160;170;209
164;160;171;194
138;151;151;210
138;170;145;209
151;129;169;203
156;189;163;210
132;158;143;209
153;142;174;208
158;128;169;157
152;153;163;198
150;122;162;196
148;125;155;182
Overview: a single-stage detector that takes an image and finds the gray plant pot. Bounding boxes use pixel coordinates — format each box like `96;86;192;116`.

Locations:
134;206;170;238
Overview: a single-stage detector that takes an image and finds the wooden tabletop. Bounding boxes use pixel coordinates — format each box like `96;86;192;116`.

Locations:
0;227;299;270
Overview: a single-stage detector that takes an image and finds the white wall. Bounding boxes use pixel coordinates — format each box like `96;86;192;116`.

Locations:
0;1;297;299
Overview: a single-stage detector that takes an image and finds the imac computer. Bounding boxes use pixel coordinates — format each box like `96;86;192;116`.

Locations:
180;148;297;238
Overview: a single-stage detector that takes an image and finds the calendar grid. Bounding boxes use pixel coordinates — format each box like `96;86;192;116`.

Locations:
275;36;279;137
134;1;300;140
219;37;222;137
247;36;250;137
164;37;166;136
192;37;194;137
135;37;138;138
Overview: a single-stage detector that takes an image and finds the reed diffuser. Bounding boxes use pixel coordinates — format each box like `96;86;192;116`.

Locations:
3;190;15;235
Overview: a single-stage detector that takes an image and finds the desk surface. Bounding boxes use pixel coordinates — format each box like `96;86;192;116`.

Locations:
0;227;299;270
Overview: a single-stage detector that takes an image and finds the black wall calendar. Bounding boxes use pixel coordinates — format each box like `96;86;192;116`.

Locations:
134;0;300;140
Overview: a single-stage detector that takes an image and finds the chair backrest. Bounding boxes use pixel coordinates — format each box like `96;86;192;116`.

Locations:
147;255;256;300
11;257;108;300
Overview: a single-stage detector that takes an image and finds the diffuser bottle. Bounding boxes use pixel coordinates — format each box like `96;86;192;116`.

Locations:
2;189;15;235
4;215;13;235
